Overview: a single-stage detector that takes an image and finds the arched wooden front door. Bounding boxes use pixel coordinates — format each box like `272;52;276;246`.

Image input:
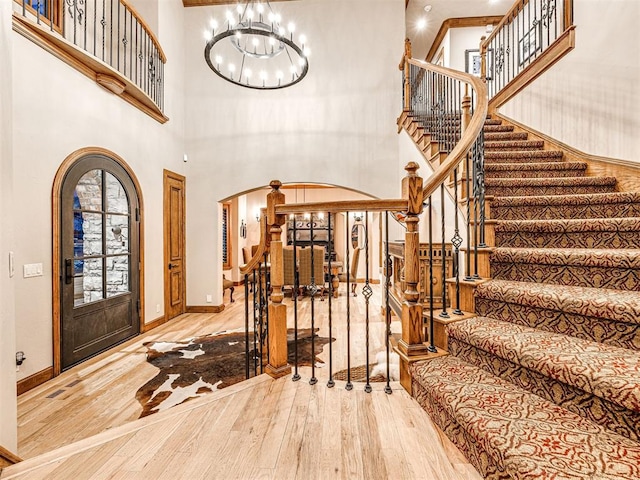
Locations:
59;154;140;370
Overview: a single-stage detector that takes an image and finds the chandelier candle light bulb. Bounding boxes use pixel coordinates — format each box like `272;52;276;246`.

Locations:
205;0;309;89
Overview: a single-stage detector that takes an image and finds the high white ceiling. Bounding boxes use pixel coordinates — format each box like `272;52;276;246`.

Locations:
406;0;512;60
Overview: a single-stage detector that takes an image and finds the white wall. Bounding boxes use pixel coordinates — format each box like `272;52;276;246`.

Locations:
500;0;640;162
184;0;405;306
431;26;487;72
398;130;468;270
11;0;185;382
0;0;17;452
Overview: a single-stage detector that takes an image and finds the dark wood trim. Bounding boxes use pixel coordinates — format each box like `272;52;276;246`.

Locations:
488;26;576;113
425;16;504;62
51;147;145;377
141;315;168;333
17;367;54;396
12;13;168;124
186;305;225;314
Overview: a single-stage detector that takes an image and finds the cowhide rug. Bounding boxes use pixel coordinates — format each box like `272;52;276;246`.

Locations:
136;328;332;418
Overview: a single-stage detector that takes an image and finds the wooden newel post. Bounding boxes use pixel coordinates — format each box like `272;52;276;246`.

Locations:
461;84;472;134
398;162;428;391
400;38;412;112
479;35;487;82
265;180;291;379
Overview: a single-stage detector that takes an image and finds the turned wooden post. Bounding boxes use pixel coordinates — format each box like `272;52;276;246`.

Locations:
400;38;412;112
480;35;487;82
398;162;429;390
461;84;472;134
265;180;291;378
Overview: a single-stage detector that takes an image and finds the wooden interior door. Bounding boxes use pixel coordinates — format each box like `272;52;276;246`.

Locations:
163;170;186;320
60;155;140;370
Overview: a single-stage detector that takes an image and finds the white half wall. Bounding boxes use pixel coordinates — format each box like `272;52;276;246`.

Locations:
0;0;17;452
500;0;640;162
184;0;405;306
11;0;185;382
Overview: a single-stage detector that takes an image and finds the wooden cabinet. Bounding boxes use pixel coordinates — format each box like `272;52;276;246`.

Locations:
387;241;453;313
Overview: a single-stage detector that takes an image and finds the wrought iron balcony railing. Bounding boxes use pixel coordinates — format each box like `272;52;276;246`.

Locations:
14;0;166;120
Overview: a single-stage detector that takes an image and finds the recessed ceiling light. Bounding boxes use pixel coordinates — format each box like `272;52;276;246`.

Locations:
424;5;432;13
417;18;427;30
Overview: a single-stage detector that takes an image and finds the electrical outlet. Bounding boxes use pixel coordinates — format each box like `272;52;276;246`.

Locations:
206;295;213;303
156;304;160;313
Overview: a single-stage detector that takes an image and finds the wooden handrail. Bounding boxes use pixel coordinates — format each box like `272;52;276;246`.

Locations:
482;0;574;52
275;199;409;215
121;0;166;63
405;59;488;201
481;0;526;49
239;209;270;275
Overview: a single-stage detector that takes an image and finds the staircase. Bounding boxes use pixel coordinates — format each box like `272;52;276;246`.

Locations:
410;116;640;479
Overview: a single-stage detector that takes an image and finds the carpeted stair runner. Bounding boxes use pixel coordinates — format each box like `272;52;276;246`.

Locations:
410;115;640;479
490;247;640;290
485;161;587;178
447;317;640;441
485;150;565;163
410;355;640;480
490;192;640;220
494;217;640;248
474;279;640;351
485;176;617;197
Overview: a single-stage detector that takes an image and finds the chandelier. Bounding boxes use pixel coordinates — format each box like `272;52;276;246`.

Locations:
204;1;310;90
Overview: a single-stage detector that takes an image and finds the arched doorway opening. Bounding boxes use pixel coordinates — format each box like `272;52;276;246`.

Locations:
52;148;144;374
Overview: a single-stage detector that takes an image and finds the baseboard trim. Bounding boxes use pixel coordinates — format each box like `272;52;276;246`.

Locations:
141;315;167;333
17;367;54;396
0;444;22;467
186;305;225;314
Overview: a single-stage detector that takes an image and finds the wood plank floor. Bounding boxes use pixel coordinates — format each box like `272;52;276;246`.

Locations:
8;284;481;479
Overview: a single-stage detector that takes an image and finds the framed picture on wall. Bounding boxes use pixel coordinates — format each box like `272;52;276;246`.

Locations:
518;24;542;66
465;48;493;81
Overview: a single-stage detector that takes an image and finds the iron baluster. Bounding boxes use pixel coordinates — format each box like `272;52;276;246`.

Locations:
309;215;317;385
451;168;463;315
252;269;258;376
263;251;270;369
427;197;436;353
117;0;120;71
478;132;487;248
363;212;372;393
345;213;352;391
464;152;474;281
292;217;300;381
472;144;480;280
327;212;334;388
384;212;392;394
244;274;250;379
93;0;97;54
109;0;113;66
439;184;449;318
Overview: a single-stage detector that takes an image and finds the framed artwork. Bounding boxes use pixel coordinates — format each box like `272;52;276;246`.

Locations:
519;24;543;66
465;48;493;81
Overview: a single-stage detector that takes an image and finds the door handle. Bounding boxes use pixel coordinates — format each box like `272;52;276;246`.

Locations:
168;263;178;270
65;259;73;284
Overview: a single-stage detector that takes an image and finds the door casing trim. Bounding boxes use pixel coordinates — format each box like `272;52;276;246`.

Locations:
52;147;145;377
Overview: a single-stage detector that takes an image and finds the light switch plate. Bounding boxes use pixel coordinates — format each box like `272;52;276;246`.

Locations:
23;263;43;278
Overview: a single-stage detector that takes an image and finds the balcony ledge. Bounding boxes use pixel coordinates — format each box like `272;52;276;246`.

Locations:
12;12;169;124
